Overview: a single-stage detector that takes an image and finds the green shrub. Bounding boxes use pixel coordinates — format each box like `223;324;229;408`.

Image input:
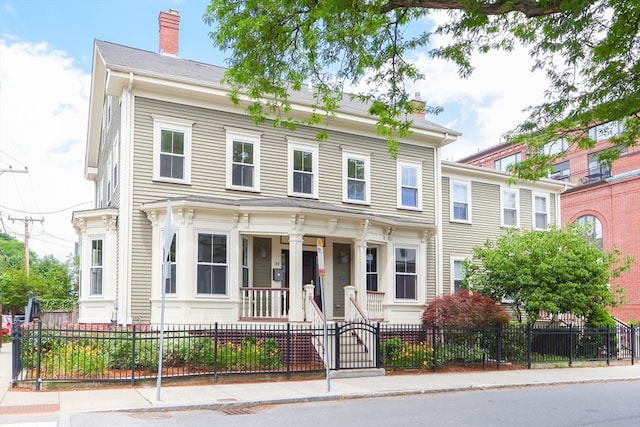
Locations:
381;337;433;369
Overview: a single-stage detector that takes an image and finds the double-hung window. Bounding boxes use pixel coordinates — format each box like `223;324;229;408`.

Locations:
550;160;570;181
501;188;519;227
343;151;370;204
196;232;228;296
152;115;193;184
242;237;249;288
452;258;466;294
395;247;417;300
288;141;319;198
90;238;103;296
451;181;471;222
587;151;612;181
533;193;549;230
164;235;177;295
366;247;378;291
226;128;261;191
397;160;422;210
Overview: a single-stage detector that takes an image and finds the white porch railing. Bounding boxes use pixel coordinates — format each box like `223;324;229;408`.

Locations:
347;295;369;323
308;296;329;365
240;287;289;320
366;291;384;320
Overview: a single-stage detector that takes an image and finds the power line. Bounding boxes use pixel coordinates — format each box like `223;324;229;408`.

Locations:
0;201;93;215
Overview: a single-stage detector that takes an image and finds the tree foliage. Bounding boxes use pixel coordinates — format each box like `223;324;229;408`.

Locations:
422;290;511;328
463;224;633;324
0;234;76;314
204;0;639;168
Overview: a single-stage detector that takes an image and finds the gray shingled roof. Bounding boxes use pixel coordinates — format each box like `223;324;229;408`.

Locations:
95;40;460;137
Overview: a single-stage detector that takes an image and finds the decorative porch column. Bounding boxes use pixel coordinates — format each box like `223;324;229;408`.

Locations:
354;239;367;310
288;233;305;321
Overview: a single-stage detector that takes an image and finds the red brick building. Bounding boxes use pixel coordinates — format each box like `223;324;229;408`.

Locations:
458;131;640;323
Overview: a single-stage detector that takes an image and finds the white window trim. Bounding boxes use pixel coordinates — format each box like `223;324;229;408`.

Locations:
451;256;466;295
152;115;194;184
161;231;178;297
393;245;419;302
342;151;371;204
287;140;319;198
366;246;379;292
532;192;550;230
89;237;104;297
450;180;471;223
500;187;520;228
396;159;423;211
194;230;230;298
225;127;262;192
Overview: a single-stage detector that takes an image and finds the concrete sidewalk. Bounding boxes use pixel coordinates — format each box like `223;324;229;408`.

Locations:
1;341;638;416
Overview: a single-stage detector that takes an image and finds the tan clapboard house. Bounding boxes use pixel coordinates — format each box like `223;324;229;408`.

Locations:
72;10;567;326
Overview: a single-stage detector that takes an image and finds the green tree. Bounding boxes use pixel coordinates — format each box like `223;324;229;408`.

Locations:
0;267;34;315
463;224;633;324
0;234;77;314
204;0;639;170
0;233;29;270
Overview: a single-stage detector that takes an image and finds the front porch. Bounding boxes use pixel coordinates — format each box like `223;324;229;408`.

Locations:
139;197;436;326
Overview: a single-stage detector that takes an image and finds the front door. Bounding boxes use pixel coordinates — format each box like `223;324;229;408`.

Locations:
302;251;321;309
333;243;351;319
282;250;321;309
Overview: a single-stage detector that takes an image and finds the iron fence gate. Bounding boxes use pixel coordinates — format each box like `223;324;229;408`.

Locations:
334;322;380;369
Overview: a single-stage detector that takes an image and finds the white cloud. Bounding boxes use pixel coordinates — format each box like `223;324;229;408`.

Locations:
410;12;550;161
0;39;94;262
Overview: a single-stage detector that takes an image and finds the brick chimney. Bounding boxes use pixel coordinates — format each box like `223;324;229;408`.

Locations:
410;92;425;120
159;9;180;56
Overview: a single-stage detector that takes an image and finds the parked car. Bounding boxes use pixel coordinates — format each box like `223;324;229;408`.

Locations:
1;315;11;336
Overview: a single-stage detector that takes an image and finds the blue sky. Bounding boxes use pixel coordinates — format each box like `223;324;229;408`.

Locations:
0;0;549;260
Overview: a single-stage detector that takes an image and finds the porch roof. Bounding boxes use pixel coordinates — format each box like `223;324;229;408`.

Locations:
141;196;436;230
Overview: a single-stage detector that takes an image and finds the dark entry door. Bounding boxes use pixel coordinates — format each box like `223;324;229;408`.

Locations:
302;251;321;309
282;250;321;309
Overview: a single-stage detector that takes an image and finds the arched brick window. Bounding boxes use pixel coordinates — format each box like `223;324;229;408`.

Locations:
576;215;603;249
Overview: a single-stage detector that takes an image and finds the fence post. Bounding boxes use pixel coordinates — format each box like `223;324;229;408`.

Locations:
375;322;381;369
213;322;218;383
496;324;502;371
526;323;532;369
334;322;340;370
481;327;486;371
11;321;22;385
131;324;136;386
631;325;636;365
286;323;291;380
431;324;437;372
606;325;611;366
35;321;42;391
568;324;573;366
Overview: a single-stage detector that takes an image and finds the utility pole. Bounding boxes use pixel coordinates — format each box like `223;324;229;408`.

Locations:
8;216;44;274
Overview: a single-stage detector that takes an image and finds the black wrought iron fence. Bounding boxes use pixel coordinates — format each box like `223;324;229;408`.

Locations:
11;322;637;388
